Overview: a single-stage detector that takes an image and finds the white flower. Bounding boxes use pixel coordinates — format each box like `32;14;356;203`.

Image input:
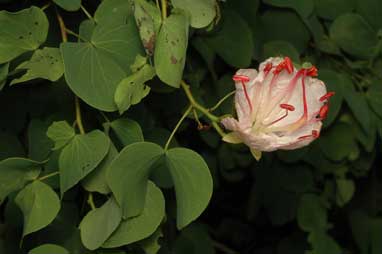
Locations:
221;57;334;160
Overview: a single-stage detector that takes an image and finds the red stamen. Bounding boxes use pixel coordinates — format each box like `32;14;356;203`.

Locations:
284;57;294;73
264;63;273;74
319;91;335;102
233;75;250;82
306;66;318;77
280;103;295;111
298;130;319;140
317;104;329;120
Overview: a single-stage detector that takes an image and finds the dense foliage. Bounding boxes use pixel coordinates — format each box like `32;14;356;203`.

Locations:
0;0;381;254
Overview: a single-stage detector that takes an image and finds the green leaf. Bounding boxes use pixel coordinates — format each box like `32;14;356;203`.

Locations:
340;75;371;132
319;123;358;161
28;119;53;161
91;16;144;72
356;0;382;31
260;10;310;53
297;194;328;232
308;232;342;254
138;227;163;254
94;0;134;26
263;0;314;18
318;70;343;128
59;130;110;195
165;148;213;229
80;197;122;250
46;121;75;150
154;11;189;87
82;143;117;194
0;158;41;203
262;40;299;62
134;0;161;55
103;181;165;248
171;0;216;28
114;64;154;114
367;79;382;118
330;14;378;59
0;62;9;90
53;0;81;11
10;47;64;85
315;0;355;20
335;178;355;207
79;20;95;41
107;142;163;218
204;10;253;68
15;180;60;237
61;43;126;111
0;7;49;64
110;118;144;146
29;244;69;254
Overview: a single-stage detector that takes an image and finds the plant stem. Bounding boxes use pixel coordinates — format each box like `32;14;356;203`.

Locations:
38;171;59;181
161;0;167;19
56;13;68;43
164;105;192;151
155;0;160;9
87;193;96;210
212;240;239;254
75;97;86;135
41;2;51;11
65;28;87;42
180;81;226;137
100;111;111;123
210;90;235;112
192;108;203;128
80;5;94;22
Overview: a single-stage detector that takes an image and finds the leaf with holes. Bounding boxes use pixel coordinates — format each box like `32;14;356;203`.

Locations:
15;180;60;238
154;11;189;87
11;47;64;85
0;7;48;64
59;130;110;195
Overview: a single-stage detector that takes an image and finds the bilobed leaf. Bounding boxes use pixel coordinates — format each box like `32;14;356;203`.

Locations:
260;10;310;53
356;0;382;31
103;181;165;248
0;158;42;203
134;0;161;55
106;142;163;218
114;64;154;114
330;14;378;59
53;0;81;11
80;197;122;250
110;118;144;146
154;11;189;87
15;180;61;237
336;178;355;207
165;148;213;229
29;244;69;254
0;62;9;90
308;231;342;254
82;143;118;194
204;10;253;68
46;121;75;150
262;40;299;62
0;7;48;63
94;0;134;26
61;43;126;111
367;79;382;118
171;0;216;28
263;0;314;18
28;119;53;161
297;194;328;232
315;0;355;20
59;130;110;195
10;47;64;85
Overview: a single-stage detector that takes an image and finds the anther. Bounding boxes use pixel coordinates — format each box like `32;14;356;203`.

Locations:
306;66;318;77
232;75;250;82
319;91;335;102
280;103;295;111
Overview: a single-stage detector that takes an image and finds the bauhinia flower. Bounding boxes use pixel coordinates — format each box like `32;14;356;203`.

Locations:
221;57;334;160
